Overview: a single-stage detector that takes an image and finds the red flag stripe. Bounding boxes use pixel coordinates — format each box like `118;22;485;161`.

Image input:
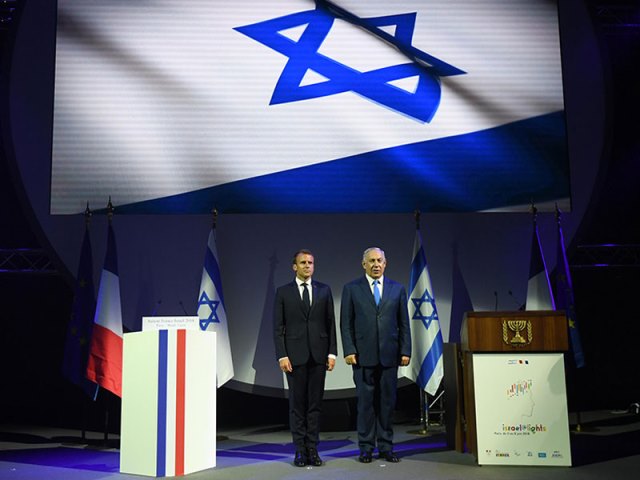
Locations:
86;324;123;397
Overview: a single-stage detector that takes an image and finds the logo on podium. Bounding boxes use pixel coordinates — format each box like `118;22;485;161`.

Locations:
502;319;532;346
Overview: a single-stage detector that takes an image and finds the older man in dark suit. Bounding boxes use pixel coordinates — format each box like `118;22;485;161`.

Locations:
341;247;411;463
274;249;337;467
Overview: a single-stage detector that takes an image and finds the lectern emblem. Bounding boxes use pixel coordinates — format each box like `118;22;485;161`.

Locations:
502;319;532;346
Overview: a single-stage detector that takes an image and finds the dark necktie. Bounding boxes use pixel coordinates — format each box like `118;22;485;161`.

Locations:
302;283;311;312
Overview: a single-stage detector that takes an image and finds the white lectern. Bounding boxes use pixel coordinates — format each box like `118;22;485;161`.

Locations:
120;329;217;477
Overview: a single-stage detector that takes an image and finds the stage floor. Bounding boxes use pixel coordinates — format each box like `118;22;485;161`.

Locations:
1;410;639;480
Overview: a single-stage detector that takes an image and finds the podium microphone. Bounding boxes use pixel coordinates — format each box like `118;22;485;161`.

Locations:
508;290;525;311
178;300;189;315
151;299;162;316
493;291;498;311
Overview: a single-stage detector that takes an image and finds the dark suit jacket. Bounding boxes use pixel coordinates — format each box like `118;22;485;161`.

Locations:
340;276;411;367
274;280;337;366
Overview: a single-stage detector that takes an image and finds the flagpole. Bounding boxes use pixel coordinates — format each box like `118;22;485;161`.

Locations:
102;197;114;448
81;203;92;444
107;196;114;224
210;206;230;441
414;209;430;435
556;204;585;434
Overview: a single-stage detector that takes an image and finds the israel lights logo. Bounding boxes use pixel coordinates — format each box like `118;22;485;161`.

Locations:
234;7;464;123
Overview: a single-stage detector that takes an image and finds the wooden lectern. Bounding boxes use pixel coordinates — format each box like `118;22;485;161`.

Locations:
459;311;571;466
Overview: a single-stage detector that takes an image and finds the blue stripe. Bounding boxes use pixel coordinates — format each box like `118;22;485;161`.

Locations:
156;330;168;477
204;246;225;307
417;329;444;390
110;112;569;214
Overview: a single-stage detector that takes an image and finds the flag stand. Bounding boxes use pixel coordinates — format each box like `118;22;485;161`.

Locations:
420;391;431;435
81;396;88;442
103;394;109;446
574;411;582;433
409;388;445;436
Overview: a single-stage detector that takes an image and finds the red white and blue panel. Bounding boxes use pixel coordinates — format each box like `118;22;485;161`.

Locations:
120;330;217;477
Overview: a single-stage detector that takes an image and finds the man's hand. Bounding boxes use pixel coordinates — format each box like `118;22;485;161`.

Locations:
279;357;293;373
400;355;410;367
344;354;357;366
326;357;336;371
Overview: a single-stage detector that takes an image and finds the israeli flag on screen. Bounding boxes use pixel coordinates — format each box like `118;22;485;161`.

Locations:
51;0;568;214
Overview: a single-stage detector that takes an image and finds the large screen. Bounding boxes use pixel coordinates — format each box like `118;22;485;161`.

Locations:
51;0;569;214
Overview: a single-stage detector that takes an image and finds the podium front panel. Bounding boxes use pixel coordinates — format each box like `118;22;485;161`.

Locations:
472;353;571;466
121;329;217;477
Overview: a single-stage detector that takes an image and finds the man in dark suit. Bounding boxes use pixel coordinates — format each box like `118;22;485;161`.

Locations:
340;247;411;463
274;249;337;467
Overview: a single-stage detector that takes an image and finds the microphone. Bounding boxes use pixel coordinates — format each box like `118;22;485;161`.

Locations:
150;299;162;316
178;300;189;315
508;290;525;311
493;291;498;311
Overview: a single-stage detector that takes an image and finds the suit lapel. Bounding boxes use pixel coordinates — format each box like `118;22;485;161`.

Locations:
289;281;306;315
378;278;393;310
308;281;317;315
359;276;377;308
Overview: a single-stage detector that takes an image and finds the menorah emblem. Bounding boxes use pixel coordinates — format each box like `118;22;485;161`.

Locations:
502;319;532;346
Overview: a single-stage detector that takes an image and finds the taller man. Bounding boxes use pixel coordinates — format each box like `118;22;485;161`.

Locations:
341;247;411;463
274;249;337;467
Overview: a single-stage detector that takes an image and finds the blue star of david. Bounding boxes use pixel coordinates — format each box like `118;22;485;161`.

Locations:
234;8;464;123
411;289;438;328
198;291;220;329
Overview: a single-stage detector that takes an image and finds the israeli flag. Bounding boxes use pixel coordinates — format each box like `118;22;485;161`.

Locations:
51;0;568;214
196;229;234;387
404;230;444;395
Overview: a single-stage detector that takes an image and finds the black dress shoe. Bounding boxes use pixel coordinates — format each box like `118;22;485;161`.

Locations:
294;451;307;467
307;448;323;466
358;451;373;463
379;451;400;463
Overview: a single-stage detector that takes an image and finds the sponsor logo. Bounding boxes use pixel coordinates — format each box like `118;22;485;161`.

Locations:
508;359;530;365
501;423;547;434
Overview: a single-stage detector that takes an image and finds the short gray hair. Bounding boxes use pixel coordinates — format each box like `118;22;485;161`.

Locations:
362;247;385;262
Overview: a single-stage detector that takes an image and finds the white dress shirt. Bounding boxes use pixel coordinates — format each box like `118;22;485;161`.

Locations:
365;274;384;298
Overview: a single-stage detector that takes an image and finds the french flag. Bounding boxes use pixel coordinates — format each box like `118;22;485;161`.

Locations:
86;222;124;397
